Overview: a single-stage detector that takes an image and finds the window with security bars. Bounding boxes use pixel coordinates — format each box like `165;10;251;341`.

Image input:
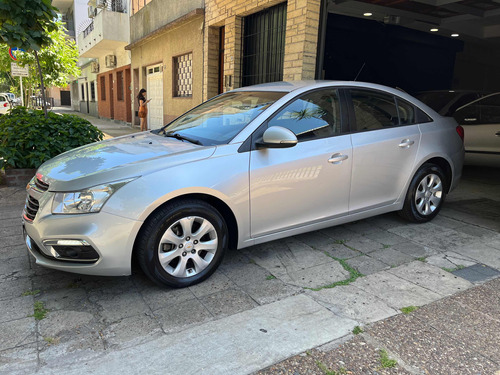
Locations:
173;53;193;97
242;3;287;87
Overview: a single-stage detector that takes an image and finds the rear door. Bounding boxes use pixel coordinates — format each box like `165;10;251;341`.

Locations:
346;88;421;213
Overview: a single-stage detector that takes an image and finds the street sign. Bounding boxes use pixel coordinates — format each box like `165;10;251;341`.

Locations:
11;62;29;77
8;47;24;61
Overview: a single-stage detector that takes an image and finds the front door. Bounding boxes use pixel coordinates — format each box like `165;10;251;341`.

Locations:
347;88;421;213
250;88;351;238
146;64;164;130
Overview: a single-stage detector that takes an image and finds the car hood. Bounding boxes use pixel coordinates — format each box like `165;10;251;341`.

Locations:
37;132;216;191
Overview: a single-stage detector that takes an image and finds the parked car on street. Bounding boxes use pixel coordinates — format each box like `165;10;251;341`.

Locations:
23;81;465;288
452;92;500;167
414;90;488;116
416;90;499;167
0;94;11;115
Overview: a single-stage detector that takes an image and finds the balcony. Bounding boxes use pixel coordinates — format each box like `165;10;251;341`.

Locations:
77;0;130;58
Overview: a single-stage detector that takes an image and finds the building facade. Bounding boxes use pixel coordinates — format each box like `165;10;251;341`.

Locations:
77;0;132;123
126;0;205;128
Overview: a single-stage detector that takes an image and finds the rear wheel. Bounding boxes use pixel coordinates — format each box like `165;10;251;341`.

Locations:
398;164;447;223
137;199;228;288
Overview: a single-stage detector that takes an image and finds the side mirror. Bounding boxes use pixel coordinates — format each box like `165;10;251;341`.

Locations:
257;126;298;149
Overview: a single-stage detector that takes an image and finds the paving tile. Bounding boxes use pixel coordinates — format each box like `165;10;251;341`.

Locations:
0;317;36;351
102;314;163;349
0;224;23;238
387;261;472;296
370;248;415;267
452;264;500;283
240;278;303;305
453;243;500;270
368;313;499;375
0;343;38;375
0;277;32;300
319;225;358;241
391;241;439;258
369;213;408;231
353;272;442;309
37;288;90;312
346;255;389;275
308;284;399;324
198;288;258;319
188;271;235;298
387;222;449;242
220;262;272;287
256;351;322;375
140;285;196;311
31;272;86;292
0;295;34;324
323;244;361;260
154;298;213;334
244;237;333;278
93;292;150;323
364;230;408;246
345;220;381;235
425;251;477;270
38;310;95;338
279;260;350;289
343;236;383;254
0;256;31;282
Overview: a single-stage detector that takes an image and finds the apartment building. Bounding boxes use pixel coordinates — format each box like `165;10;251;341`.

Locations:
77;0;132;123
126;0;205;128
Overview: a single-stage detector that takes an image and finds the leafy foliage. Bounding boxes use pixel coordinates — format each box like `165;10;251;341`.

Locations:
0;107;104;169
0;21;80;91
0;0;58;52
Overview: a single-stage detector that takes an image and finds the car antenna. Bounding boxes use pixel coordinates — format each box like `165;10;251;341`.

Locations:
354;62;366;81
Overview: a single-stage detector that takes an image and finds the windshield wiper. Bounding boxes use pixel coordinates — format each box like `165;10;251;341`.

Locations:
164;132;203;146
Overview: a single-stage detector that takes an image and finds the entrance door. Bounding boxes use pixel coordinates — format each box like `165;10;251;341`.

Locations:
146;64;164;130
109;73;114;119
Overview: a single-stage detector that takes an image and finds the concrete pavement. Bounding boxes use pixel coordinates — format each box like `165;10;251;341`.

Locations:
1;115;499;375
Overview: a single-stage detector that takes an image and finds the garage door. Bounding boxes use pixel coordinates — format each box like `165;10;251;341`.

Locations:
146;64;164;130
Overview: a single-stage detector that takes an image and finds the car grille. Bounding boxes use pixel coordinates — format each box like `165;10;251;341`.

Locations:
24;177;49;222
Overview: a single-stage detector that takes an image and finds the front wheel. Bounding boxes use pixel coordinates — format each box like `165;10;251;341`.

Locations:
136;199;228;288
398;164;447;223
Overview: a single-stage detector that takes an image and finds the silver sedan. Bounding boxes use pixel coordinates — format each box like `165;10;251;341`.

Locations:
23;81;464;288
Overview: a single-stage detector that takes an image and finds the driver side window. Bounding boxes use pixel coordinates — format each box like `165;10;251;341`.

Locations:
267;89;342;142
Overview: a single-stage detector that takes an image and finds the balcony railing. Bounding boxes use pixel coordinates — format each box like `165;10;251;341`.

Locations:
107;0;126;13
83;21;94;38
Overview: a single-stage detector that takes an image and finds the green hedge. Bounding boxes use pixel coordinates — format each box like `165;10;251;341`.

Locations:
0;107;104;169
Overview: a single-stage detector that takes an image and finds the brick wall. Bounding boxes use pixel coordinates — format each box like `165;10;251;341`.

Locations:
97;65;132;123
203;0;322;100
4;169;37;187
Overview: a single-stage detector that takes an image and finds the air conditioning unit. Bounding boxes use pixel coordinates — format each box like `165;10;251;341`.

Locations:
105;55;116;68
96;0;107;9
88;6;96;18
90;61;99;73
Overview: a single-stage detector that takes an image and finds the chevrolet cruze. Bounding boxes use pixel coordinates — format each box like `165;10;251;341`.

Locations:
23;81;464;287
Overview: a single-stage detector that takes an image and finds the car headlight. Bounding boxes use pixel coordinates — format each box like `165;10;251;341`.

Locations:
52;178;136;214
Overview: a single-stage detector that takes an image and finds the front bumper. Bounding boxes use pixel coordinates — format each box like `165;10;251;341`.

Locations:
24;211;142;276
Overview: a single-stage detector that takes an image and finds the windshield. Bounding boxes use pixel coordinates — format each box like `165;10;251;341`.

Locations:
159;91;285;146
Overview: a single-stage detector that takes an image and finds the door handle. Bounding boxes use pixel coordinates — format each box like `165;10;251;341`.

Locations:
399;139;415;148
328;153;348;164
495;131;500;137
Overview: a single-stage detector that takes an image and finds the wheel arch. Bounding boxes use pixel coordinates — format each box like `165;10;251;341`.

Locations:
419;156;453;193
132;193;239;266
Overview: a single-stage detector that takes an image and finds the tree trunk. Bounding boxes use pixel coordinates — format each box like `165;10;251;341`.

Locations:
34;50;48;118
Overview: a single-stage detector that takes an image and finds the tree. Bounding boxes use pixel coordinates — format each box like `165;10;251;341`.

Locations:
0;21;80;105
0;0;59;116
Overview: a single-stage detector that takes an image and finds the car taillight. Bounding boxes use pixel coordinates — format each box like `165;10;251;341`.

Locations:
456;125;464;142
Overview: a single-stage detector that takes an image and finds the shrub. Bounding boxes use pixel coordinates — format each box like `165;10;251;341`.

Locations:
0;107;104;169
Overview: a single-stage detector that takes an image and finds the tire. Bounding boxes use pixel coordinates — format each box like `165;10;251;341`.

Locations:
136;199;228;288
398;163;447;223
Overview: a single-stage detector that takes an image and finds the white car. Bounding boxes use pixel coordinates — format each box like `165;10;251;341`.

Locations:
453;92;500;167
0;94;11;115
